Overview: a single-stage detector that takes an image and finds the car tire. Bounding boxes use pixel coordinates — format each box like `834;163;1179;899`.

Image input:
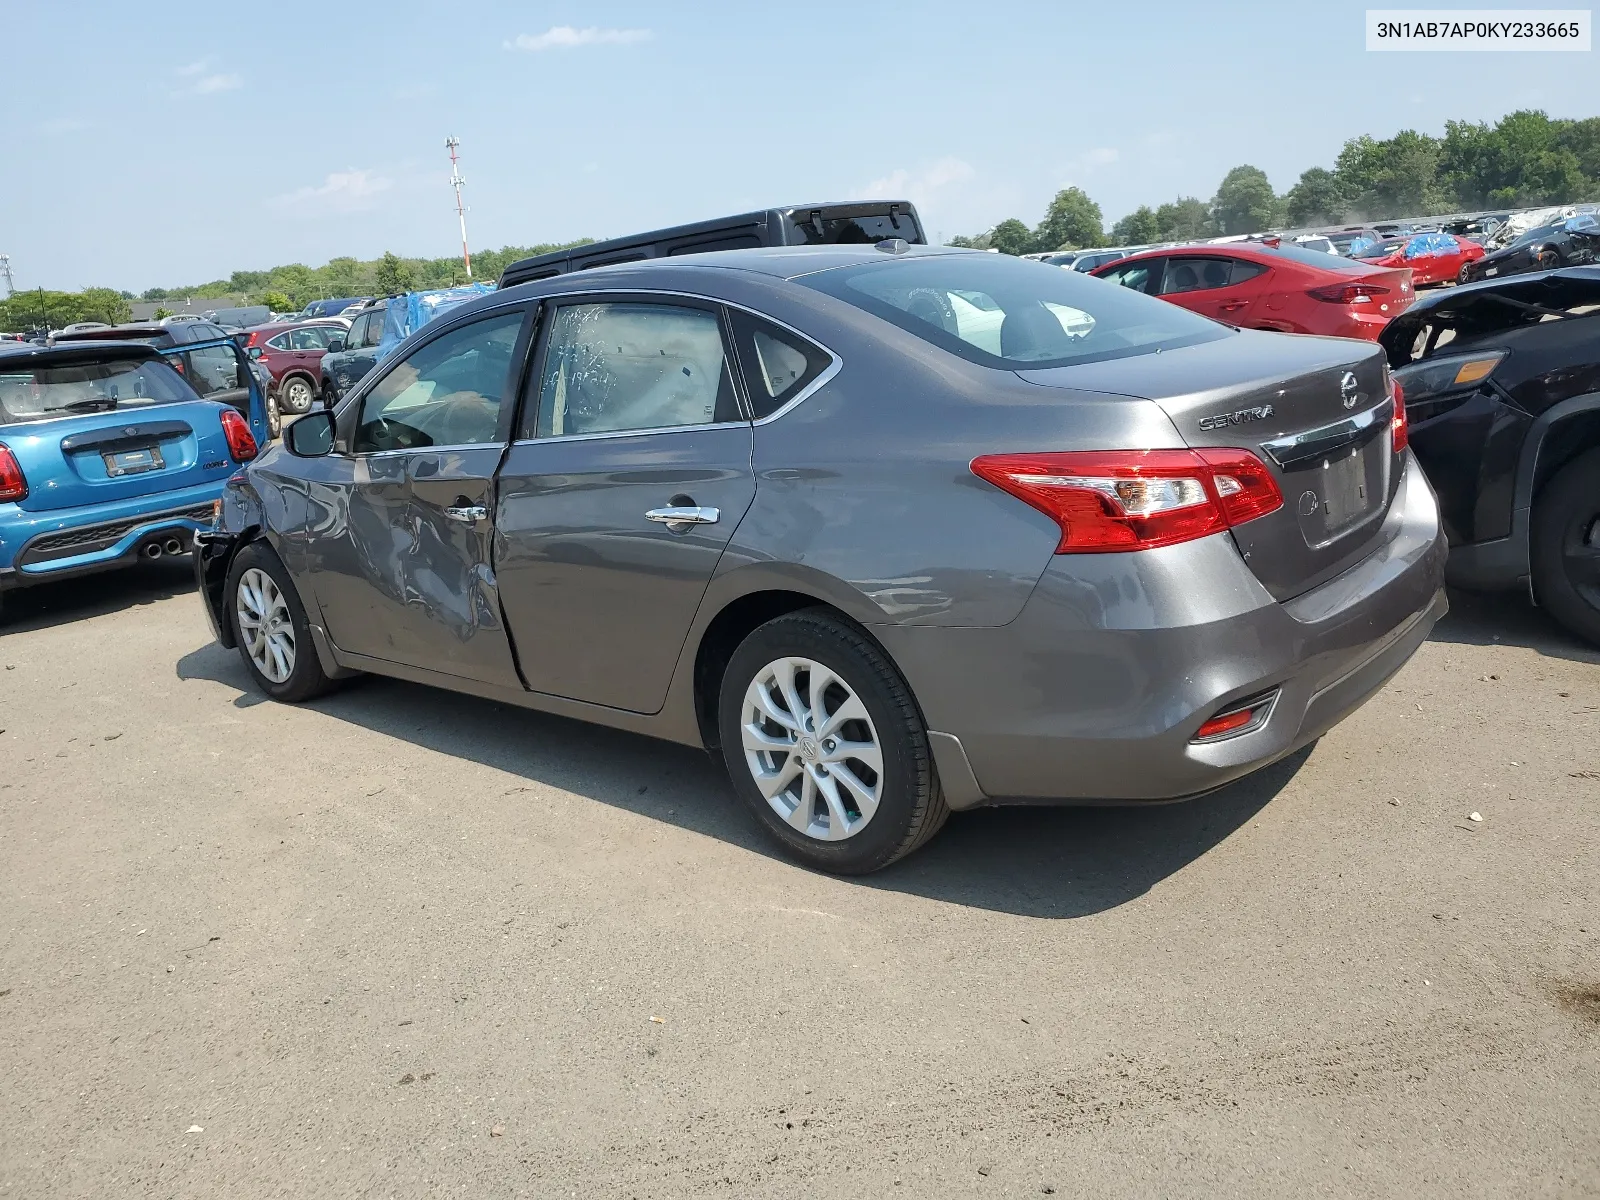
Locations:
1531;447;1600;647
717;609;949;874
1536;248;1562;271
266;392;282;440
280;375;315;415
226;541;335;702
1457;263;1472;284
321;382;339;410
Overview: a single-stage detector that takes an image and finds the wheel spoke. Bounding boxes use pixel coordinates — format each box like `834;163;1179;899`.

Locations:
824;737;881;776
750;683;801;733
817;693;868;739
1564;544;1600;587
830;765;880;825
752;754;802;801
785;773;817;832
774;659;809;730
808;663;840;731
815;771;855;838
741;722;794;755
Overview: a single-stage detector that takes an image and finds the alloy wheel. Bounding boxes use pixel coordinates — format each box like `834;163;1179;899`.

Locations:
236;567;296;684
740;656;883;841
284;378;314;414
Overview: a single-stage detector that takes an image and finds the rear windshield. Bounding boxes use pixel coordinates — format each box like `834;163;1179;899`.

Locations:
798;252;1228;369
0;357;196;424
788;211;920;245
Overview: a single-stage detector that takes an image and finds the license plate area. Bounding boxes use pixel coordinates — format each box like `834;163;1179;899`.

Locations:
104;446;164;477
1294;428;1389;549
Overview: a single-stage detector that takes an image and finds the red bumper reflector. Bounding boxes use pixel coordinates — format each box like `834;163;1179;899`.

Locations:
1195;708;1256;740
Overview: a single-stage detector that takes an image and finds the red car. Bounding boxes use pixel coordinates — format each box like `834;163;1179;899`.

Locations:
1357;231;1485;286
235;320;347;414
1092;242;1414;341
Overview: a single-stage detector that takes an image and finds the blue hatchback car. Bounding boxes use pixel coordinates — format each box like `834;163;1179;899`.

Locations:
0;337;270;615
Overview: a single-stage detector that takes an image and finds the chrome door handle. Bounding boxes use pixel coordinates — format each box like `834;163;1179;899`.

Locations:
443;504;488;524
645;506;719;530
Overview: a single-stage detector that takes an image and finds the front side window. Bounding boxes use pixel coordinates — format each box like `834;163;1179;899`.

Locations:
801;252;1226;369
1098;260;1157;293
353;310;524;453
532;302;739;438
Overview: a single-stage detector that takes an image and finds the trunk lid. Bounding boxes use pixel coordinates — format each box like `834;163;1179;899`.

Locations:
4;400;237;513
1017;330;1400;600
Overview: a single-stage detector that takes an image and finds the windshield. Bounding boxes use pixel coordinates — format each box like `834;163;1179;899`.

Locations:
0;357;197;424
798;251;1228;369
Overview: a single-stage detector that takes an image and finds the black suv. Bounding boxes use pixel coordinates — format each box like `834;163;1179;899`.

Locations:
1380;266;1600;644
499;200;923;287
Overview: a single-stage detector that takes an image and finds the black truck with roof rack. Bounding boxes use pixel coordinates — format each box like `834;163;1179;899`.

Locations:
498;200;924;289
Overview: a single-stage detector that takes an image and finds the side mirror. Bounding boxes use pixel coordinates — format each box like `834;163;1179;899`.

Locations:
326;337;345;353
286;409;336;457
248;346;263;359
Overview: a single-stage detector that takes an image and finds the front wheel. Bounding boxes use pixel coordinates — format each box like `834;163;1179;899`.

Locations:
1531;447;1600;647
266;392;282;439
280;375;315;415
717;610;948;874
226;542;335;701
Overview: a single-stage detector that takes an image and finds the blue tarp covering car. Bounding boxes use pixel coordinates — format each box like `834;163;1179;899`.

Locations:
375;283;496;363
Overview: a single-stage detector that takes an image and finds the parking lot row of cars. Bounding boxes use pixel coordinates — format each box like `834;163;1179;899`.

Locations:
5;196;1600;873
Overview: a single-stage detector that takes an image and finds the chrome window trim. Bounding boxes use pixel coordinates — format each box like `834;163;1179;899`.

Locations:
352;442;503;460
1259;397;1395;470
513;287;843;434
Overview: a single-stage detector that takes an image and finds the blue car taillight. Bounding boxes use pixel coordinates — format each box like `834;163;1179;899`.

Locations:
0;444;27;502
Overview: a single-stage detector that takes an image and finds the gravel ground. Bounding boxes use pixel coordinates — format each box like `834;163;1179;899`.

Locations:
1;560;1597;1198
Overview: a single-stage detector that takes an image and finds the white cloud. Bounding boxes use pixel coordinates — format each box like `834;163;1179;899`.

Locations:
193;73;243;94
504;25;652;51
862;156;976;201
271;169;394;216
172;58;242;95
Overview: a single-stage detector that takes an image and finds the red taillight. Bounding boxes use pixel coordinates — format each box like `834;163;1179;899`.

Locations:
970;448;1283;554
220;409;258;463
1391;378;1408;453
1307;283;1392;305
0;444;27;502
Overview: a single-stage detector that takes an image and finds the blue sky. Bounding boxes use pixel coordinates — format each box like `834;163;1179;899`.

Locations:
4;0;1596;291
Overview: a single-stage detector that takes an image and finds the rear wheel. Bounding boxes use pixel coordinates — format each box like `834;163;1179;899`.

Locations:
717;610;948;874
280;375;315;415
1531;448;1600;647
266;392;282;439
226;541;335;701
1457;263;1472;284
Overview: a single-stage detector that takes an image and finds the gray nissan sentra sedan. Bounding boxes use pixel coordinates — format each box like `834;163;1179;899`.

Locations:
195;245;1447;874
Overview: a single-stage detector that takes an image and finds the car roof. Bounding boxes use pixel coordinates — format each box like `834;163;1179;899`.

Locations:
242;319;344;334
498;243;970;292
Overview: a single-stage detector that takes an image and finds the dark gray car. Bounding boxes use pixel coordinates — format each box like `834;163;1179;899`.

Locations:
195;246;1447;874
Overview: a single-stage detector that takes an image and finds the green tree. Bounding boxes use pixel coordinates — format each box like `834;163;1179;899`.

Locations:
152;306;174;320
1285;167;1348;226
988;219;1034;256
1211;165;1283;235
1336;130;1448;218
77;288;132;324
140;287;169;301
229;270;269;293
1152;197;1214;241
374;251;415;295
1556;116;1600;184
267;264;316;306
260;290;293;312
1032;187;1104;251
1109;205;1161;245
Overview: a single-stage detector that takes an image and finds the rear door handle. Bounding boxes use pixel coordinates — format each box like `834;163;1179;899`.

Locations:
443;504;488;524
646;506;719;530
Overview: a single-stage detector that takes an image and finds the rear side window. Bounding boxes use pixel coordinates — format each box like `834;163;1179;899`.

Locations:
801;252;1226;369
531;302;740;438
729;311;831;419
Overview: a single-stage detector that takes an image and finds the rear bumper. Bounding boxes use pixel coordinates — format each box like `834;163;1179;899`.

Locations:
878;451;1447;807
0;484;223;590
